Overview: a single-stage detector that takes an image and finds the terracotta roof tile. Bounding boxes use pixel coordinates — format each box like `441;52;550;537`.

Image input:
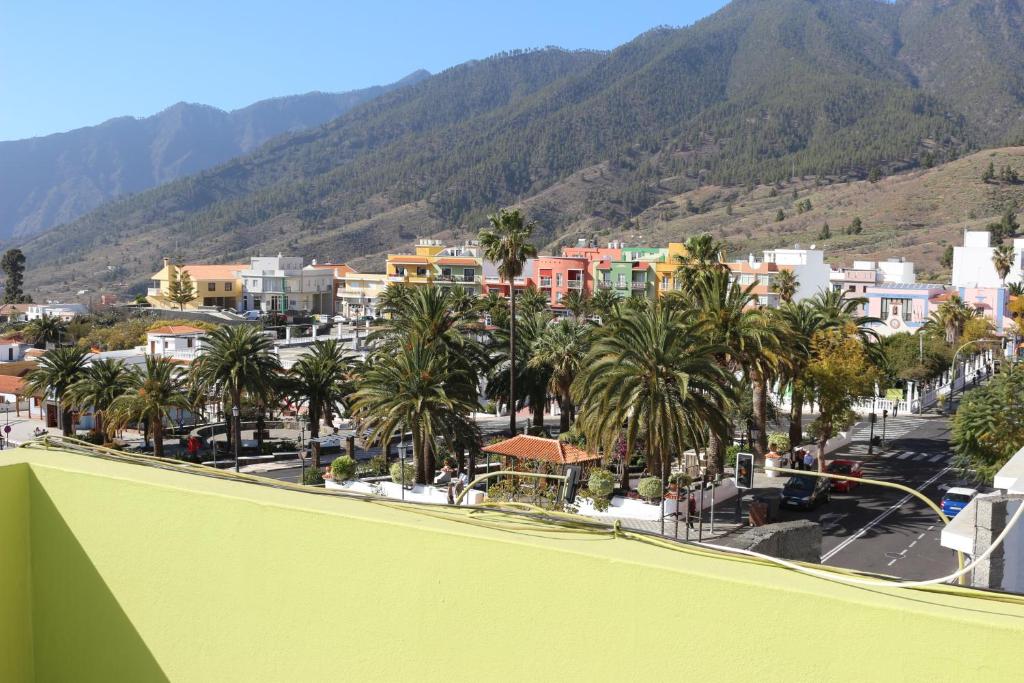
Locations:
436;258;480;266
0;375;25;395
482;435;600;465
148;325;205;336
389;256;431;264
172;264;245;280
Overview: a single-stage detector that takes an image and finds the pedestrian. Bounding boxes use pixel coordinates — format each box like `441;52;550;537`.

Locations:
687;493;696;529
803;449;816;471
447;482;455;505
892;402;898;418
793;448;805;470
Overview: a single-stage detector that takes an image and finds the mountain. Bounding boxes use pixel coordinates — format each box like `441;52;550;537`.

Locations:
0;70;430;239
19;0;1024;297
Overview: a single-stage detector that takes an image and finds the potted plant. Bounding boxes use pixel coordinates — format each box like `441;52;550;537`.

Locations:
637;476;663;504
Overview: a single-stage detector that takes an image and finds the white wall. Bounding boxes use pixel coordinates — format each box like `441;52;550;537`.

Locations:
953;231;1024;288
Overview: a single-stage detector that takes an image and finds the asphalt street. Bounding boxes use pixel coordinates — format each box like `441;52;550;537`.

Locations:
778;414;966;581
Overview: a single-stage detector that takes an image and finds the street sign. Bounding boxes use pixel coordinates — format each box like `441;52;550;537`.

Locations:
3;425;10;434
735;452;755;489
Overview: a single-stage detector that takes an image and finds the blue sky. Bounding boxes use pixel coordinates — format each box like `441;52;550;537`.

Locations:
0;0;729;141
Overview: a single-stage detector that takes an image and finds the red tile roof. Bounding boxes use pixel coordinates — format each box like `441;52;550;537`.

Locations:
436;258;479;266
0;375;25;396
148;325;206;336
482;435;601;465
390;256;431;264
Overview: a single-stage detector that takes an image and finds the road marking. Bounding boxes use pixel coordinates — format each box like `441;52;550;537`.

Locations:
897;451;913;460
917;533;926;540
887;558;898;566
821;466;951;564
929;453;946;463
908;541;917;548
927;525;935;531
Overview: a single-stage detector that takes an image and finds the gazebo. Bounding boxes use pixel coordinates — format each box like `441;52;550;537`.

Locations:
482;435;602;474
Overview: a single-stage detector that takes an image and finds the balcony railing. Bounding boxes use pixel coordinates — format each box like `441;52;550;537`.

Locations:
539;278;553;288
597;281;613;289
438;275;481;284
388;275;406;283
615;281;628;290
567;280;583;289
146;287;162;297
631;281;647;290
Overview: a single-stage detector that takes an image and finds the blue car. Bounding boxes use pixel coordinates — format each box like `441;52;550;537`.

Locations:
941;487;978;517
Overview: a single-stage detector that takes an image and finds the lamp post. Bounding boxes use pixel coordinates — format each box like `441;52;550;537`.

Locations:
398;432;407;501
232;405;240;472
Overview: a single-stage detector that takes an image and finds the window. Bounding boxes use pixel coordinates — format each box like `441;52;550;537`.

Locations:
441;268;452;279
848;285;855;292
224;282;233;292
417;268;428;277
187;338;194;348
556;273;563;287
463;268;474;282
738;274;755;285
880;297;913;321
207;282;216;292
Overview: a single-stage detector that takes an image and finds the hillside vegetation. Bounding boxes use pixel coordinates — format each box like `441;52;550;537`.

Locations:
18;0;1024;296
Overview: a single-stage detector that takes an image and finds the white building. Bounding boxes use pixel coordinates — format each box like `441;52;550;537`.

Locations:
953;230;1024;288
238;255;335;315
0;341;31;363
146;325;206;361
26;303;88;321
726;246;831;307
337;272;387;320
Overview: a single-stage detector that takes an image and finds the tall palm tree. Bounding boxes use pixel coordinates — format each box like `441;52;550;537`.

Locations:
487;310;553;428
993;244;1015;283
777;301;823;449
479;208;538;434
562;289;590;319
65;359;132;439
673;233;727;291
517;285;547;315
589;288;621;322
191;325;282;465
351;338;478;484
25;314;67;348
287;341;354;471
689;270;780;467
926;295;978;345
106;356;190;458
574;303;733;490
529;319;592;433
772;270;799;304
24;345;90;435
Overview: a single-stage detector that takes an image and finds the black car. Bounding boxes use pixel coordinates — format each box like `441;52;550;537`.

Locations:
780;475;831;509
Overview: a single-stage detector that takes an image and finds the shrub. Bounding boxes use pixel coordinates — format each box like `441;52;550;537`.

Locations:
331;455;358;482
637;477;663;502
767;432;791;453
486;478;520;502
667;472;693;488
726;444;742;468
302;467;324;486
576;487;610;512
390;461;415;486
588;468;616;499
368;454;388;476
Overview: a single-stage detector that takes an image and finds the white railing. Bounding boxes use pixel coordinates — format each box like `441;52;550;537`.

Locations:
568;280;583;289
146;288;162;297
631;281;646;290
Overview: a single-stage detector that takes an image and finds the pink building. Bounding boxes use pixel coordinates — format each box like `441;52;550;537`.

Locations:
866;283;1009;337
534;256;589;309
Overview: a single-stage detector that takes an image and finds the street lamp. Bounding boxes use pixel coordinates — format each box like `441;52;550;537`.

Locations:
398;432;407;501
232;405;240;472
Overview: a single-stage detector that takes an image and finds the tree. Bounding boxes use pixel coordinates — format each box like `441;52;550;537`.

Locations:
589;288;620;322
24;314;67;348
166;265;196;310
673;233;727;291
987;209;1020;244
191;325;282;464
574;303;732;490
23;346;90;436
868;166;881;183
106;356;191;458
488;310;552;428
65;359;132;439
940;245;954;269
1;249;26;304
982;161;996;183
847;217;863;235
286;341;354;471
925;295;978;345
562;289;589;319
775;208;786;222
529;319;592;433
805;323;880;468
993;244;1015;283
818;223;831;240
953;365;1024;481
517;285;547;315
479;208;538;434
772;270;799;304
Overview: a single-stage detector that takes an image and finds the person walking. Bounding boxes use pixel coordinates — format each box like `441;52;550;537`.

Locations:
687;493;696;529
803;449;816;471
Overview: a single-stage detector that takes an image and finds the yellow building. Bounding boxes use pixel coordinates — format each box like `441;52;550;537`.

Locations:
337;271;388;319
654;242;687;297
385;240;484;295
147;258;245;310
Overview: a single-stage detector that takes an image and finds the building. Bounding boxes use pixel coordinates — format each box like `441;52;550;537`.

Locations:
0;341;31;363
148;260;245;311
0;304;31;323
385;240;486;297
953;230;1024;288
145;325;206;360
534;256;589;308
307;261;356;306
653;242;687;296
831;259;916;316
865;283;950;336
238;255;335;316
723;246;830;307
337;272;388;319
26;303;88;321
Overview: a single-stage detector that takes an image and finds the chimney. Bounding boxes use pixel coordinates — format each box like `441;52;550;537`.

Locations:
162;257;170;269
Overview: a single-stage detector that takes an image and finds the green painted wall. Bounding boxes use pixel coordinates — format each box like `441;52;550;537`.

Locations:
4;448;1024;681
0;465;32;682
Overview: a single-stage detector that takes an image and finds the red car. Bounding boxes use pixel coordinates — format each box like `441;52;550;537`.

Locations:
826;459;863;492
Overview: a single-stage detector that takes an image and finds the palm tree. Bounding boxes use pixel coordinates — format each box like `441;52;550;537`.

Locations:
673;233;727;291
517;285;547;315
574;303;733;491
351;338;478;484
589;288;620;322
993;244;1015;283
287;341;354;471
562;289;590;319
65;359;132;439
1008;282;1024;297
689;270;780;467
25;314;67;348
24;345;90;435
106;356;190;458
488;310;553;428
777;301;824;449
926;295;978;345
772;270;799;303
529;319;592;433
191;325;282;466
479;208;538;434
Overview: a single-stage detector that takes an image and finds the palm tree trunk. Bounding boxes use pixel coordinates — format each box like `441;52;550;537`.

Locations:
708;431;725;476
788;385;803;452
425;437;436;485
231;389;242;467
509;281;517;435
412;422;426;485
558;390;572;434
153;419;164;458
256;405;265;454
751;371;768;459
816;419;831;471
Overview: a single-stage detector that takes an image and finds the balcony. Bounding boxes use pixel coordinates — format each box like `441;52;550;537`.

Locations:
539;278;553;288
387;275;407;283
615;281;628;290
631;281;647;290
568;280;584;289
597;280;613;289
146;287;162;297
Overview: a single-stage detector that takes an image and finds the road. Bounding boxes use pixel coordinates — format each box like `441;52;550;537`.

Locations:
777;415;966;580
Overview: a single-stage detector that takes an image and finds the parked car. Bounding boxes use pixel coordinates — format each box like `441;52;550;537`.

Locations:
941;487;978;518
826;459;863;492
239;310;262;321
781;475;831;509
332;315;350;324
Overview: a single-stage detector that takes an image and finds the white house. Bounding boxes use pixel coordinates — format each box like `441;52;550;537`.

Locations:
0;341;31;363
146;325;206;361
238;255;335;315
953;230;1024;288
726;245;831;307
26;303;88;321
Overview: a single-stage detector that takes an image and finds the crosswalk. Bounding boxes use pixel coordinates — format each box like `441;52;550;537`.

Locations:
836;415;952;464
